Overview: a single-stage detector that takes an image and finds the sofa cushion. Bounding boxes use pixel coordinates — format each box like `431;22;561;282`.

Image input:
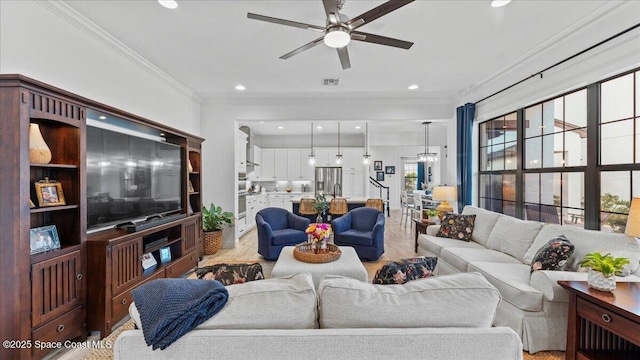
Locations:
194;263;265;285
468;262;543;312
337;229;373;246
530;236;575;272
417;234;485;258
271;228;307;245
486;216;544;262
130;272;318;331
524;224;640;273
372;257;437;284
318;272;501;329
440;247;522;273
461;206;502;246
436;214;476;241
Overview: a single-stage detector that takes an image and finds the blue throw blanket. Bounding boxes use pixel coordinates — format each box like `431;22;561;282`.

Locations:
131;278;228;350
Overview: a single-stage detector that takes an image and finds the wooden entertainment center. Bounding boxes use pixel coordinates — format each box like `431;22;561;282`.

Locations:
0;75;204;359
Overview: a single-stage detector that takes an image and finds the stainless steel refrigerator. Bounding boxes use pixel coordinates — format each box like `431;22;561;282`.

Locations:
315;167;342;197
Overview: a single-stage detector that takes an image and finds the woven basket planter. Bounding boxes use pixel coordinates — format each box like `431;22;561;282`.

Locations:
203;230;222;255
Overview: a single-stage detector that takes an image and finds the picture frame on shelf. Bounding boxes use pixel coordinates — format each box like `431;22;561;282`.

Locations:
141;252;157;270
160;246;171;263
385;166;395;174
34;178;66;207
29;199;36;208
29;225;61;255
376;171;385;181
374;161;382;171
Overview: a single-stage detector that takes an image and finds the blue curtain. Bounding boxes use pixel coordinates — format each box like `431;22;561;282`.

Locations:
456;103;475;211
417;162;425;191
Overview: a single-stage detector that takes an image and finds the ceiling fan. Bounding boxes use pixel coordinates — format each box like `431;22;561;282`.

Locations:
247;0;415;70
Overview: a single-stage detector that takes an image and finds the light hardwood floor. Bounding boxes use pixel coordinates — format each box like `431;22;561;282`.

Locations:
199;209;419;280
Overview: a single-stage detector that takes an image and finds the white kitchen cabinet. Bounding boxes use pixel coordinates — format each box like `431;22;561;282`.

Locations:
343;171;365;198
247;197;257;228
274;150;288;180
269;194;285;209
314;149;333;167
288;149;313;180
261;149;276;180
236;216;247;238
285;194;296;212
236;129;247;173
342;148;365;172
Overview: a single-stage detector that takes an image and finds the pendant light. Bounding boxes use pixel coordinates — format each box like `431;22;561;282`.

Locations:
335;122;343;165
417;121;438;162
362;122;371;165
308;122;316;165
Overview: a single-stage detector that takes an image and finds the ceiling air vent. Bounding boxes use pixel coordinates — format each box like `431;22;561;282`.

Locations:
322;78;341;86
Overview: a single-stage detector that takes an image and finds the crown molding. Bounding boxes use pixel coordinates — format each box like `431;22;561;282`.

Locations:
37;0;201;103
457;1;632;102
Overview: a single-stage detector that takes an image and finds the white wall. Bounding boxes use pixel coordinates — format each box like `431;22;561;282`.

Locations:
0;0;201;135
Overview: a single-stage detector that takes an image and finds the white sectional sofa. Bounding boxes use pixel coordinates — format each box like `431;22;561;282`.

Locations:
115;272;523;360
417;206;640;353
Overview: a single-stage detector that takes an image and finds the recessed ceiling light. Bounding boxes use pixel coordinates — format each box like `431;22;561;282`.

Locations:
259;121;265;124
491;0;511;8
98;115;107;120
408;84;419;90
235;84;246;91
317;126;322;130
278;126;284;130
158;0;178;9
355;126;361;129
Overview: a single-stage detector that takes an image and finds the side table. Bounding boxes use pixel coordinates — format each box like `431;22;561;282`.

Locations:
558;281;640;360
412;218;434;253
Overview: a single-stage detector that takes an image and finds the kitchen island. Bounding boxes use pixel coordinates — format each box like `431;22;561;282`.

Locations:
290;197;370;223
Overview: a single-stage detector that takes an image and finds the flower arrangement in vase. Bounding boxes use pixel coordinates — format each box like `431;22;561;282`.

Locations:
305;223;332;254
580;252;630;292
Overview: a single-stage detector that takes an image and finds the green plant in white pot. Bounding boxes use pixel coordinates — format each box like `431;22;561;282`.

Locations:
580;252;630;292
202;203;234;255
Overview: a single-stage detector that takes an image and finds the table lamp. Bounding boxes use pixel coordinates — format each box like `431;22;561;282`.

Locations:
625;197;640;240
432;186;457;221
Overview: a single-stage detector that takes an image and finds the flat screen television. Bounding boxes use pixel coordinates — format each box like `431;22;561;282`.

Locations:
86;124;183;231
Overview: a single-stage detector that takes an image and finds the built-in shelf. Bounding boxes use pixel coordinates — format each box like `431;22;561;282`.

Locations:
30;204;79;213
30;243;82;264
30;163;78;169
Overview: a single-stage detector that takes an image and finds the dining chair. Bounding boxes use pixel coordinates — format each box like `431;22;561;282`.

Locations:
400;192;414;228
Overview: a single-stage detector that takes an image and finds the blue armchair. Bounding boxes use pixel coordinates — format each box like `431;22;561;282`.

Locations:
256;207;310;260
331;207;385;261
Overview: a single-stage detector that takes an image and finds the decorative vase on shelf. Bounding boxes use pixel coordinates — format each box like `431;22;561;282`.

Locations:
587;269;616;292
188;159;194;173
29;123;52;164
316;214;323;224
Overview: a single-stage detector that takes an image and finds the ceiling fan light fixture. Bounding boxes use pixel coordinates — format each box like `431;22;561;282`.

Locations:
158;0;178;9
491;0;511;8
324;27;351;48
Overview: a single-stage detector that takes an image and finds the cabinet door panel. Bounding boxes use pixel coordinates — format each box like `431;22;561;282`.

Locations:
261;150;275;179
274;150;288;179
182;218;198;254
31;250;82;327
111;238;143;295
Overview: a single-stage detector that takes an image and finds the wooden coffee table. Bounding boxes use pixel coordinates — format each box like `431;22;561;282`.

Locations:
271;246;368;288
412;218;435;252
558;281;640;359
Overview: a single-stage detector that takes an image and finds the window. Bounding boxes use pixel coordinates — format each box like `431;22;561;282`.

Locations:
477;68;639;232
404;162;418;191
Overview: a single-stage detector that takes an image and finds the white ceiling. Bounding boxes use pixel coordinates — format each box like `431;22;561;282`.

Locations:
64;0;618;135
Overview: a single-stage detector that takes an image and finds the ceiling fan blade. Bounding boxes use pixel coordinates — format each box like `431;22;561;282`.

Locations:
322;0;341;20
280;37;325;60
337;46;351;70
247;13;325;32
351;31;413;49
346;0;414;30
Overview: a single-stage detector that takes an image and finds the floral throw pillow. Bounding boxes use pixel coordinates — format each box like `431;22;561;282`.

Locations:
195;263;265;285
372;257;438;285
530;236;575;273
435;214;476;241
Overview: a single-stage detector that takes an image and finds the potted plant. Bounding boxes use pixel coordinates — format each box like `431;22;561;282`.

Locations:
580;252;630;292
312;194;329;223
422;209;439;223
202;203;234;255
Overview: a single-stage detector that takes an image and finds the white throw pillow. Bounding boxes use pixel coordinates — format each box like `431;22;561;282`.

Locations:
318;272;501;329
